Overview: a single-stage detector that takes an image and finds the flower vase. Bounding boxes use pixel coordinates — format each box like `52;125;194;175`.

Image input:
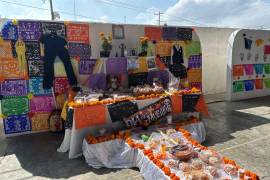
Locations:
139;44;148;57
100;50;111;57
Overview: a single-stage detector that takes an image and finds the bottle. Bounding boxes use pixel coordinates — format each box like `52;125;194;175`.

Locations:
238;169;245;180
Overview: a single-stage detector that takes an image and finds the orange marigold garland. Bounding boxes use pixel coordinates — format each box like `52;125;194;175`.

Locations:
86;130;131;144
68;90;201;108
162;166;171;176
177;128;259;180
136;143;145;150
169;173;176;179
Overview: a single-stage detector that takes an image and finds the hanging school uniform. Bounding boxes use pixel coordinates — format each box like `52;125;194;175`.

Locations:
172;45;184;64
169;45;187;79
40;33;77;89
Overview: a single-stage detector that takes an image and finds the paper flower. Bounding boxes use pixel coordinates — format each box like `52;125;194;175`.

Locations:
64;21;70;25
0;114;6;119
27;93;34;99
12;19;18;25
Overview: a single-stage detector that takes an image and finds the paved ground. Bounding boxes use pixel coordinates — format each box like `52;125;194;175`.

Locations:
0;95;270;179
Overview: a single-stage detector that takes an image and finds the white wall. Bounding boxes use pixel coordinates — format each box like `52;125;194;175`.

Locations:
227;29;270;101
195;27;236;95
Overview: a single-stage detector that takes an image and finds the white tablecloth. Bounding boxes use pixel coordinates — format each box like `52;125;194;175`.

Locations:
82;123;208;180
81;123;235;180
82;139;169;180
58;118;205;159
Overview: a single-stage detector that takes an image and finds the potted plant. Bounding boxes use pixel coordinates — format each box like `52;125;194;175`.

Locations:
99;32;112;57
138;36;149;57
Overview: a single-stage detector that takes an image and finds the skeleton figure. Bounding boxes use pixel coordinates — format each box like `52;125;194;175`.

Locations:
255;53;259;62
247;52;252;61
239;53;244;61
264;54;267;62
15;39;27;76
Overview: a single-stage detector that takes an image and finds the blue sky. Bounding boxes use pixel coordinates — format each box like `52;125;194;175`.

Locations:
0;0;177;23
1;0;270;28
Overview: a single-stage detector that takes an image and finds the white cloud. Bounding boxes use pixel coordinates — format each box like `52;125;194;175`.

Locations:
135;7;159;25
1;1;51;20
100;15;109;23
136;0;270;28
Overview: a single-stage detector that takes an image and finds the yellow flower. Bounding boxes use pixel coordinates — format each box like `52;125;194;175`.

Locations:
144;37;149;41
99;32;105;38
140;36;145;40
12;19;18;25
64;21;70;25
27;93;34;100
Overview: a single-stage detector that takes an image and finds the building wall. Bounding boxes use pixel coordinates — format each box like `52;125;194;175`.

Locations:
195;27;236;95
227;29;270;101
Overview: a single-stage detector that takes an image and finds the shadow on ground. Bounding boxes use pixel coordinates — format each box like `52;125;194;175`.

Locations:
1;132;134;179
203;96;270;147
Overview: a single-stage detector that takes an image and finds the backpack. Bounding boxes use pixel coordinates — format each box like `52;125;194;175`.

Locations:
48;109;64;132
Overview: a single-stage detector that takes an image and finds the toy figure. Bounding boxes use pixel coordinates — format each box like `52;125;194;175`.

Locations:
108;75;123;92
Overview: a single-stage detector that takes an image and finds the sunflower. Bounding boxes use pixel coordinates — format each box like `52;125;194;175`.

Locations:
99;32;105;38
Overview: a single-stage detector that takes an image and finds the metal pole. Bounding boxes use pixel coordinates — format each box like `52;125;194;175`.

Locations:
154;11;163;26
74;0;76;20
158;12;161;26
49;0;55;20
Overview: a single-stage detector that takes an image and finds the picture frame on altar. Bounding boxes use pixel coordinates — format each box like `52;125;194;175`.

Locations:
41;22;66;37
112;25;125;39
146;56;156;70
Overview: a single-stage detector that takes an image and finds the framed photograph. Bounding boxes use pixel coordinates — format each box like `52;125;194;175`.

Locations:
147;56;156;69
112;25;125;39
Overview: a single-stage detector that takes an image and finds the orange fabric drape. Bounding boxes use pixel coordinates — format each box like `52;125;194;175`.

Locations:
195;95;209;117
74;104;106;129
171;94;182;114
